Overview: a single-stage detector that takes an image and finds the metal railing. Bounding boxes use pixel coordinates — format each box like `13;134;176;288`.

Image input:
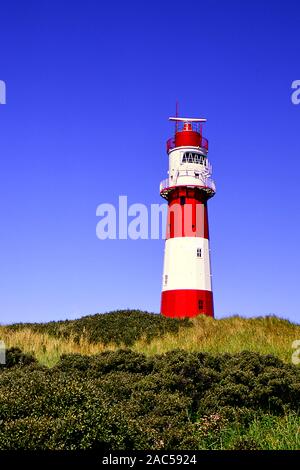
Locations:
159;175;216;194
175;121;202;133
166;137;176;152
160;178;170;192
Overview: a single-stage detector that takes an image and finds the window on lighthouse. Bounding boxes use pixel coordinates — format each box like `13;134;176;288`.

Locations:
197;248;202;258
182;152;206;165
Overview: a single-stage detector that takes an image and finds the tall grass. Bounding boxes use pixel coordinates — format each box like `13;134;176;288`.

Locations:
1;314;299;367
0;327;116;367
214;413;300;450
133;315;300;363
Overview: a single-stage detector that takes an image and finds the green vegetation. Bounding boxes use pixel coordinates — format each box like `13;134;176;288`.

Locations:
0;347;299;450
0;311;299;367
0;311;299;450
5;310;192;347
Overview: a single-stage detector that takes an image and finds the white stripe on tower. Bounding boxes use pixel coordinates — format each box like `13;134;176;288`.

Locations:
162;237;212;291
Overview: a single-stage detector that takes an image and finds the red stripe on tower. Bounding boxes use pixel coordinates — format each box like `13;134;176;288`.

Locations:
160;116;216;318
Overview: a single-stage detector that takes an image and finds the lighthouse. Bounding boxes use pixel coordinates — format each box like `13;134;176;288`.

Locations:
160;116;216;318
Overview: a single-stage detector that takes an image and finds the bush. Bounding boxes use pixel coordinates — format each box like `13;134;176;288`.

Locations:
198;351;300;415
0;348;299;449
0;347;36;369
229;436;262;450
7;310;192;346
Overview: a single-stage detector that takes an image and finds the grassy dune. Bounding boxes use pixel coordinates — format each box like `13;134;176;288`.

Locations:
0;311;299;450
0;327;114;367
133;315;300;362
1;312;299;367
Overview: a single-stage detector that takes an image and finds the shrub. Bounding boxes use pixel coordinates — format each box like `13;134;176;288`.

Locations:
7;310;192;346
0;348;299;449
0;347;36;369
229;436;262;450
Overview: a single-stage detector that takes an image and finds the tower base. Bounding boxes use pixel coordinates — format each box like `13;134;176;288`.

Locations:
161;289;214;318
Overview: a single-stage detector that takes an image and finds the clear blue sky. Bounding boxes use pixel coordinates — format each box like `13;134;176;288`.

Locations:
0;0;300;324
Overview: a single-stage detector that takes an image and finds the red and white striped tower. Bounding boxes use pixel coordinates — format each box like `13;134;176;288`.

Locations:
160;116;216;318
